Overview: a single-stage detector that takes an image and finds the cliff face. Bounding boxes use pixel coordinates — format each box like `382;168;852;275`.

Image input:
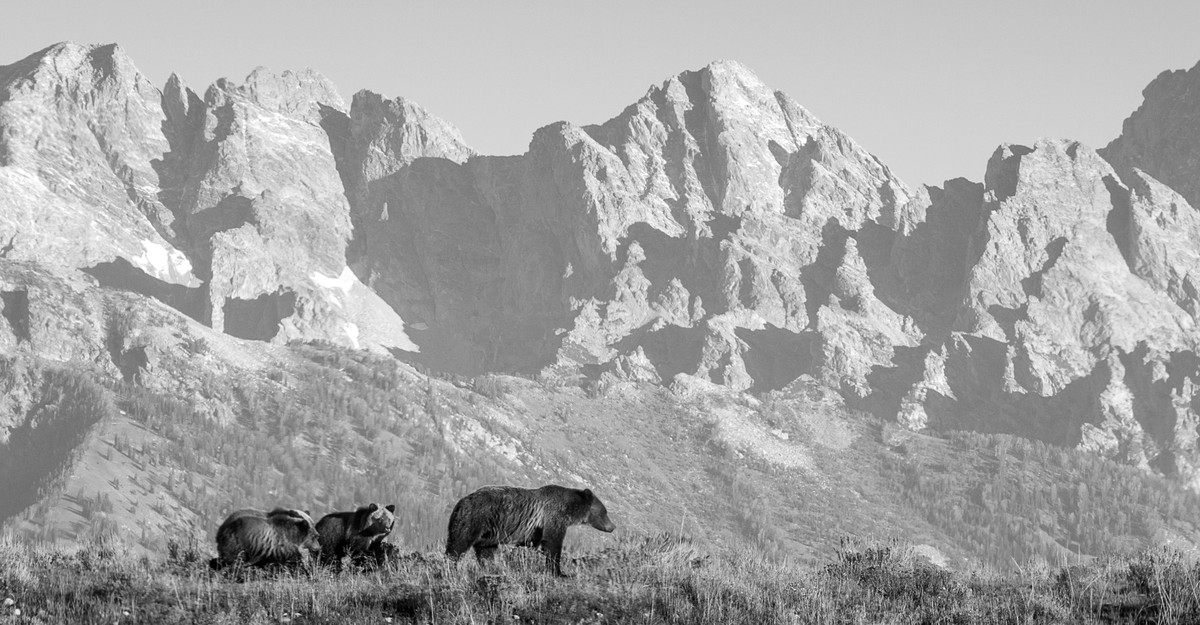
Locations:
0;43;415;353
892;140;1200;485
1102;60;1200;209
342;61;918;385
5;43;1200;487
0;43;194;284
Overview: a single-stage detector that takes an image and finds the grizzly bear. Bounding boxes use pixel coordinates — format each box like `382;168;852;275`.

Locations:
445;485;616;576
209;508;320;571
315;503;396;569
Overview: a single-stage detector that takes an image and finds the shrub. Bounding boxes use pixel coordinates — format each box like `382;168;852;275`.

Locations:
182;336;209;356
471;374;509;399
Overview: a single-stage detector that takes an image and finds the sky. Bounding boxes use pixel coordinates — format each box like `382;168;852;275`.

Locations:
4;1;1199;187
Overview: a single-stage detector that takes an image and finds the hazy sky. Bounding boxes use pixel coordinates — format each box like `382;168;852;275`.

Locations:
5;1;1199;186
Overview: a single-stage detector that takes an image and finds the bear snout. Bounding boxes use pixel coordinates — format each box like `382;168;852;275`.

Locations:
302;533;321;553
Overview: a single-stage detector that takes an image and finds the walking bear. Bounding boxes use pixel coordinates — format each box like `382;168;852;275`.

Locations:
315;503;396;569
445;485;616;576
209;508;320;571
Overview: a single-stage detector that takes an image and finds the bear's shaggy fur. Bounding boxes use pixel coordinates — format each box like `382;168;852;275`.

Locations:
445;485;615;576
209;508;320;571
315;503;396;568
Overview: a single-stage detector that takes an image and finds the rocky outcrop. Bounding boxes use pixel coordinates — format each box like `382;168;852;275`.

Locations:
156;67;415;351
898;140;1200;481
0;43;415;353
1121;169;1200;319
814;237;919;398
0;259;251;393
887;179;986;336
343;60;917;385
0;43;194;284
1101;59;1200;209
956;140;1191;386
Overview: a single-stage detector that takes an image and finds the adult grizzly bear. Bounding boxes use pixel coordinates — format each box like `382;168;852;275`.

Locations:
315;503;396;569
445;485;616;576
209;508;320;571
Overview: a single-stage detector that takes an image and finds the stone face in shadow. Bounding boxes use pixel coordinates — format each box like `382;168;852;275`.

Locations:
620;325;708;385
920;334;1106;447
850;344;931;421
83;258;208;325
223;290;298;341
1101;59;1200;210
737;326;815;393
799;219;852;327
1;289;30;342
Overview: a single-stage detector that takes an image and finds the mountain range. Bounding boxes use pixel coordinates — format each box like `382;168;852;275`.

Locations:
3;42;1200;567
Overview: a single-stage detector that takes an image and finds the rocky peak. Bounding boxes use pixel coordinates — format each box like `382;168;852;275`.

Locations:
348;90;474;166
1122;167;1200;319
0;43;416;353
344;88;476;238
1102;60;1200;209
0;41;193;285
239;66;346;120
0;41;162;170
0;42;142;99
958;139;1130;342
158;66;353;269
583;59;912;238
152;65;415;351
339;59;922;386
959;139;1192;378
890;136;1200;485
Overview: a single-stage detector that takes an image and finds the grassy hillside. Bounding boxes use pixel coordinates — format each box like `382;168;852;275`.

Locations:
1;534;1197;624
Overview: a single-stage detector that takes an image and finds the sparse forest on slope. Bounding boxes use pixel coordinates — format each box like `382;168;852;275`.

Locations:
4;335;1199;571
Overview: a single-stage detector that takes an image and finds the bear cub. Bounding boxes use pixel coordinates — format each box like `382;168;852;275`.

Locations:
316;503;397;569
209;508;320;572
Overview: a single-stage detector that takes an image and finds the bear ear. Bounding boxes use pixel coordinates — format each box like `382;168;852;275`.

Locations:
582;489;594;502
368;503;379;512
385;504;396;513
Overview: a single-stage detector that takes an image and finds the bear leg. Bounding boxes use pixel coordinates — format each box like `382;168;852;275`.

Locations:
474;543;499;563
516;527;544;549
541;526;569;577
446;532;478;559
446;518;484;559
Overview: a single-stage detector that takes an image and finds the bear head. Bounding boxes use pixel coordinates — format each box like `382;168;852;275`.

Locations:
357;503;397;538
581;489;616;533
269;508;321;553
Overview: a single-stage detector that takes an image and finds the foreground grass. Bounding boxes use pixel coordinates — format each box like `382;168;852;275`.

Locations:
0;535;1197;624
